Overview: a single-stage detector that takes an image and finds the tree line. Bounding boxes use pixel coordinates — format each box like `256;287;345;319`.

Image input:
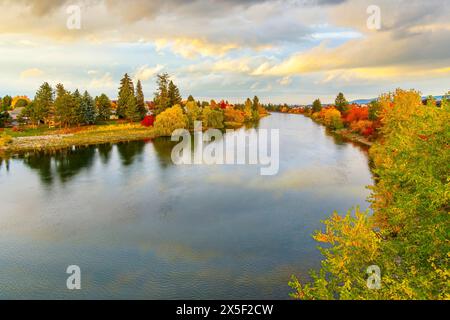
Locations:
4;72;267;131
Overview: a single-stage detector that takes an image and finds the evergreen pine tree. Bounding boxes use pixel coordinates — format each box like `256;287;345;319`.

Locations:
335;92;349;113
153;73;170;115
135;80;147;119
72;89;84;126
54;84;74;127
252;96;260;120
312;99;322;113
2;95;12;111
33;82;54;125
117;73;134;119
82;91;96;124
125;94;141;122
168;80;182;107
95;94;112;121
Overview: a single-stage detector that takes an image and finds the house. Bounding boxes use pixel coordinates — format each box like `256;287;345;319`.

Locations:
9;107;25;120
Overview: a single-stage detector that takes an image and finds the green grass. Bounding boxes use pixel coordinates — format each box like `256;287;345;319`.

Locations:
0;122;158;157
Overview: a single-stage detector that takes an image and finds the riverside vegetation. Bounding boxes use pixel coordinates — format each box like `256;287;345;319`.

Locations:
1;81;448;300
290;89;449;300
0;73;267;156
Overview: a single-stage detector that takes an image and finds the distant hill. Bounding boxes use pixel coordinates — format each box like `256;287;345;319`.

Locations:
351;95;445;105
351;98;377;105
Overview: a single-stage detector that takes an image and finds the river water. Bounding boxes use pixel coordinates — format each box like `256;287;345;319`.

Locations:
0;113;372;299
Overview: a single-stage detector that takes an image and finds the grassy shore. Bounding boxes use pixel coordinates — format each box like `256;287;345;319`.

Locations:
0;116;269;158
0;122;159;157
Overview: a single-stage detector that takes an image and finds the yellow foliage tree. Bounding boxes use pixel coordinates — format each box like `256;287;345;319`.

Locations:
154;105;188;136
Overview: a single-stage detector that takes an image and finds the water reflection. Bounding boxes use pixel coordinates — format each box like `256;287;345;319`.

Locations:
0;113;373;299
97;143;113;165
117;141;146;166
10;142;148;185
152;137;178;168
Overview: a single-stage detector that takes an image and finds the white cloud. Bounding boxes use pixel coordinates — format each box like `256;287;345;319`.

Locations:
20;68;44;79
133;64;165;82
278;76;292;86
89;72;114;89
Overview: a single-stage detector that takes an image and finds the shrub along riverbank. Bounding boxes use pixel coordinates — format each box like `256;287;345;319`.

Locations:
290;89;449;299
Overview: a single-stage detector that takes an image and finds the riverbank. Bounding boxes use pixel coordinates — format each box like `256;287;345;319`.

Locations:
300;113;373;147
0;123;159;157
333;128;373;147
0;116;269;158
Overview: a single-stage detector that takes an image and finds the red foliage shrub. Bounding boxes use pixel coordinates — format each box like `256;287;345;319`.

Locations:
219;100;228;110
344;106;369;125
11;126;23;132
362;126;374;137
141;115;155;127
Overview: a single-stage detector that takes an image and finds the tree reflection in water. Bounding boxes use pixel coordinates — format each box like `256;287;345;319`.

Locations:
16;141;148;185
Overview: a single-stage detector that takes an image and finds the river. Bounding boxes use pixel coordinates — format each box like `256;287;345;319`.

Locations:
0;113;373;299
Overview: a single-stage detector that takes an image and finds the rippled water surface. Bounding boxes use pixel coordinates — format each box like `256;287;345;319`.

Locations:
0;113;372;299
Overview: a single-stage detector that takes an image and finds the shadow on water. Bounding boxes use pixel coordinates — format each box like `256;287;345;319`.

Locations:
152;137;178;169
323;127;370;153
11;141;147;185
97;143;113;165
116;140;146;166
17;146;97;185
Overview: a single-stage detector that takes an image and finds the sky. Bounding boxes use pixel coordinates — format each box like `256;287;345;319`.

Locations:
0;0;449;104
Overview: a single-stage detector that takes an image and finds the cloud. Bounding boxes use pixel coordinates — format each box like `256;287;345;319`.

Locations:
278;76;292;86
155;38;239;59
1;0;450;102
133;64;165;81
88;72;114;89
20;68;44;78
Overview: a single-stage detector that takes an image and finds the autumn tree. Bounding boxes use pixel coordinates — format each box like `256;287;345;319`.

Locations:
368;100;381;121
154;105;188;136
185;100;201;129
426;95;436;107
335;92;349;113
442;91;450;108
244;98;253;121
117;73;134;119
312;99;322;113
323;108;343;129
95;94;112;121
252;96;260;120
202;106;224;129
